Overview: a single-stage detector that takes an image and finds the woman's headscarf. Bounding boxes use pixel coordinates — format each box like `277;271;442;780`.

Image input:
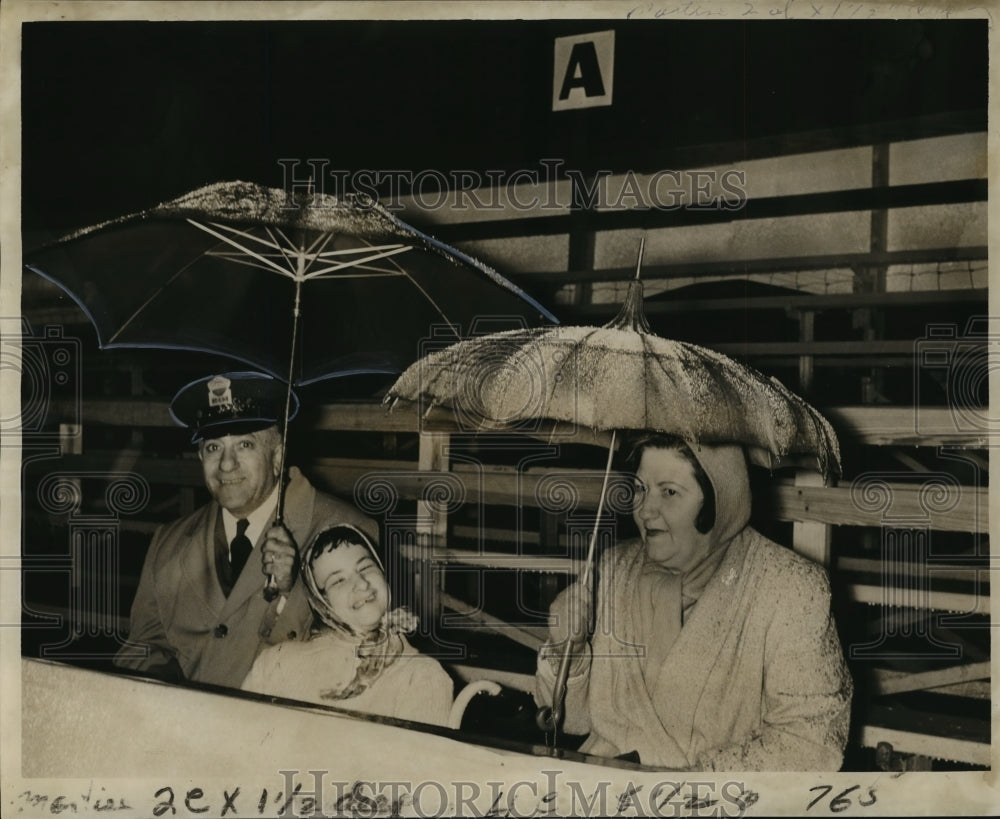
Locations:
301;524;418;700
633;441;751;680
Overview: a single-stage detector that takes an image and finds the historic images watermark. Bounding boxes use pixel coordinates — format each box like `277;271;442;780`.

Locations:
3;318;150;648
277;159;748;213
0;318;81;448
264;769;760;818
914;317;998;440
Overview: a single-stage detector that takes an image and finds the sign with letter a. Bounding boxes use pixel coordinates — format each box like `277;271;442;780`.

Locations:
552;30;615;111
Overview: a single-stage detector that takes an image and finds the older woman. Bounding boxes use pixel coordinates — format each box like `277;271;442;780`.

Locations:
535;433;852;771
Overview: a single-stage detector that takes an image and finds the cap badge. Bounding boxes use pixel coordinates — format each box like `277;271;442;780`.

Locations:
207;375;234;409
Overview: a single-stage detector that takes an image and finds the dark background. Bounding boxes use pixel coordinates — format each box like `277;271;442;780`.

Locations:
22;19;987;234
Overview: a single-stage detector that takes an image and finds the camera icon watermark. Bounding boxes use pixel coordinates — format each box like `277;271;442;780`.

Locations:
0;319;81;447
914;317;999;441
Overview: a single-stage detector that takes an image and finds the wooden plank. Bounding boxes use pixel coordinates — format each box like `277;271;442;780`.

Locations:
857;725;990;766
432;179;987;242
314;401;443;432
760;357;918;368
417;434;450;541
568;261;986;292
792;471;830;566
710;339;974;356
59;452;204;485
34;285;988;326
920;681;991;699
400;543;578;574
291;461;996;533
452;524;543;546
439;592;545;651
53;399;177;427
849;584;989;615
55;400;992;449
837;557;989;583
59;452;987;532
771;483;987;533
623;287;987;315
873;663;990;696
825;406;990;447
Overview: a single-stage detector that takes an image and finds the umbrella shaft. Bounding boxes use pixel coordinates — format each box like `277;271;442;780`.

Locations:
547;430;617;747
275;279;303;521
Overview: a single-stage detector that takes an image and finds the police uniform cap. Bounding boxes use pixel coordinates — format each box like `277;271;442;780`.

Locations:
169;371;298;442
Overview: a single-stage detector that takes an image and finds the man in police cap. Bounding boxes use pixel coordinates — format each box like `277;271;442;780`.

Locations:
114;372;376;688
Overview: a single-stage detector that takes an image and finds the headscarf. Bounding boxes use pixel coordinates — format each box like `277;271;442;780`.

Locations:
301;524;418;700
634;441;751;680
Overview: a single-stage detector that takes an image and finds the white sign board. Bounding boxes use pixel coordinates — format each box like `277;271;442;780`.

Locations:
552;30;614;111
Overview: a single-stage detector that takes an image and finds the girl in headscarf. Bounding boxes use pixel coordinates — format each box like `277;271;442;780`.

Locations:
535;434;852;770
242;524;454;726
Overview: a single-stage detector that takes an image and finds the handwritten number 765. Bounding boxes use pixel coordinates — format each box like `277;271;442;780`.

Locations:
807;785;877;812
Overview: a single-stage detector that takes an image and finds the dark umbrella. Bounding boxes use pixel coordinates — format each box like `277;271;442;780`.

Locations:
26;180;558;597
25;180;557;385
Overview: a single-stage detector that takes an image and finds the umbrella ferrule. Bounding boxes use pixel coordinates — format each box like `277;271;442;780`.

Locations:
604;279;651;333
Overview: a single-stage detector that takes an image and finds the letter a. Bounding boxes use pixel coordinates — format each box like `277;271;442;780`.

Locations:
559;42;605;100
552;30;614;111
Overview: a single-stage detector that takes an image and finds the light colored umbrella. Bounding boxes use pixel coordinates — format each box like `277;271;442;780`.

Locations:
385;241;841;742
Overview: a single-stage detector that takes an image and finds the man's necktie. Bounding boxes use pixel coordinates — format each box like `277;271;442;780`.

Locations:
229;518;253;581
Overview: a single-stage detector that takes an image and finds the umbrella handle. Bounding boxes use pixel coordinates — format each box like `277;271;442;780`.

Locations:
535;637;577;733
263;480;290;603
263;512;281;601
536;705;557;732
263;573;281;603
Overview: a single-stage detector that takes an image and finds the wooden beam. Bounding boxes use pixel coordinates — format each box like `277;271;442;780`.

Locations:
837;557;989;583
532;249;988;288
54;400;993;449
431;180;987;242
400;543;577;574
439;592;545;651
849;584;989;615
636;288;987;314
771;483;986;533
29;279;988;324
792;471;830;566
857;725;990;766
59;452;988;533
708;339;976;356
824;406;991;447
873;663;990;696
918;681;991;699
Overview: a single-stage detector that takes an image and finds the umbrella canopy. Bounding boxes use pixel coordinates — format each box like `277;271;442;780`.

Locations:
386;276;841;478
25;180;558;385
26;180;558;601
385;246;841;740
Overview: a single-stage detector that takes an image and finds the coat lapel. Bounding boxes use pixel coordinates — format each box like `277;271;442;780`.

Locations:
647;532;753;750
178;504;227;618
219;468;316;618
221;524;268;617
593;542;689;763
281;467;316;551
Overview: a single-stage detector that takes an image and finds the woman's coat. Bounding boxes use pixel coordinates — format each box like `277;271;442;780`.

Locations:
536;444;852;770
